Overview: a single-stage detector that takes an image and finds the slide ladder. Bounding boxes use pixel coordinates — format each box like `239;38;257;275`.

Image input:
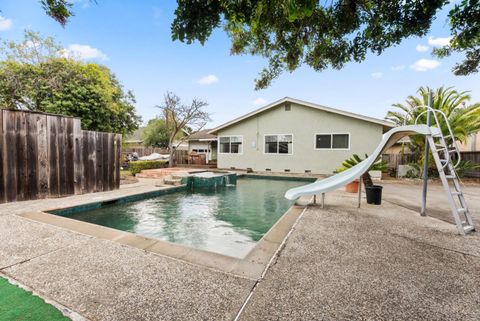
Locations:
421;110;475;235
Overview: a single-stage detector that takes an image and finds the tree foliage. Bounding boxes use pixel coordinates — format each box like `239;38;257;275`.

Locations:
142;118;170;148
434;0;480;75
40;0;75;26
1;30;61;64
156;92;210;167
386;86;480;155
173;1;449;89
0;31;141;135
21;1;480;89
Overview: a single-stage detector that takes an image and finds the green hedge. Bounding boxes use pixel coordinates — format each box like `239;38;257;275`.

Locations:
128;160;168;175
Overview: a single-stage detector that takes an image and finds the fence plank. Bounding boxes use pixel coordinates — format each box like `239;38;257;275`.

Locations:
95;132;104;192
0;111;4;203
15;112;28;201
57;117;67;196
65;118;75;195
26;113;38;200
101;133;109;191
73;119;84;194
115;134;121;189
4;111;17;202
47;116;59;197
37;114;49;198
107;134;114;191
87;131;97;193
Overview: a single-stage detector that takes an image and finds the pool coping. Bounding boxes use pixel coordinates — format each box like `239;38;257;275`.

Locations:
17;179;312;280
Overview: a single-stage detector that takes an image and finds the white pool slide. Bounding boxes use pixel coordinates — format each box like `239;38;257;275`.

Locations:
285;125;440;200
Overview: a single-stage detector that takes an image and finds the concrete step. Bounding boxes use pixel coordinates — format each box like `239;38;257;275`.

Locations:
163;178;183;186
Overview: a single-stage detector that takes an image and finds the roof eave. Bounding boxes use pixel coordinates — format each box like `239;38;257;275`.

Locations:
209;97;396;133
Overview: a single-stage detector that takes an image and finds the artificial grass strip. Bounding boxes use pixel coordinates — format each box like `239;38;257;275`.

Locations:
0;277;70;321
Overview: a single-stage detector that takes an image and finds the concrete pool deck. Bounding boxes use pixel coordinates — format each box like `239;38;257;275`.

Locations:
1;178;479;320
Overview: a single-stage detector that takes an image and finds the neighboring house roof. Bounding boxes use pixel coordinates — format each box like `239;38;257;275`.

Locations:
209;97;395;134
187;129;216;141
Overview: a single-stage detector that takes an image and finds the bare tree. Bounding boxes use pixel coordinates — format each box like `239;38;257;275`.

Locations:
156;92;210;167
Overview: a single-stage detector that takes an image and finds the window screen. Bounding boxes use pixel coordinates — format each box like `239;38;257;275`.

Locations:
332;134;349;149
315;134;331;149
265;135;292;154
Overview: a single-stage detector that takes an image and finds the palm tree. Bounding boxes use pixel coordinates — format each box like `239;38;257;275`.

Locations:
386;86;480;154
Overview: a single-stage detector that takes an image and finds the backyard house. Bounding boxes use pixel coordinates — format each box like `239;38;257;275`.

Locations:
209;97;394;174
186;129;217;164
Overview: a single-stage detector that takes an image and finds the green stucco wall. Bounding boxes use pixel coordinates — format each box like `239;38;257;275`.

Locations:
216;103;385;174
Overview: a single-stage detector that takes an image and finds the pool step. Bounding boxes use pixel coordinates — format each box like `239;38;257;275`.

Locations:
163;177;183;186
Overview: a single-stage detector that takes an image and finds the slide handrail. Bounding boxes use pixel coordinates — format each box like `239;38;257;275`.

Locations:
403;105;461;168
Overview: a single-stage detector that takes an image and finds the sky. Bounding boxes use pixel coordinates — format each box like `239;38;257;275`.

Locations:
0;0;479;128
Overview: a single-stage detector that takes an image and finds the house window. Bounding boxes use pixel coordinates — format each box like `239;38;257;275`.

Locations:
265;134;293;154
315;133;349;149
219;136;243;154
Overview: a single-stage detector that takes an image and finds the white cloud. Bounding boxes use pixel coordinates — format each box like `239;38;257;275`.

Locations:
428;36;452;47
63;44;108;61
410;59;440;72
152;6;162;19
371;72;383;79
252;97;267;106
0;16;13;31
416;44;429;52
197;74;219;85
391;65;405;71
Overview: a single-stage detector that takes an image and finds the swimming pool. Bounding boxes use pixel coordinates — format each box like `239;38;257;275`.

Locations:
52;177;309;258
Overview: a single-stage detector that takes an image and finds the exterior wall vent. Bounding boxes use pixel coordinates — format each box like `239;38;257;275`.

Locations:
230;167;236;170
246;168;253;173
284;169;290;172
304;170;311;173
266;168;271;172
285;103;291;111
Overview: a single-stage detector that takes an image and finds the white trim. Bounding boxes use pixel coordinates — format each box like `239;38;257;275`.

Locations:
218;135;244;155
263;134;294;155
209;97;395;134
314;132;351;150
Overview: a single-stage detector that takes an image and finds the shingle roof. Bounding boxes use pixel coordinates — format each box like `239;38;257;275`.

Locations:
187;129;216;141
209;97;395;134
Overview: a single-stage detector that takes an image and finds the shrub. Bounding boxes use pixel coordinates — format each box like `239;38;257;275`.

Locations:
455;160;480;178
128;160;167;175
336;154;388;188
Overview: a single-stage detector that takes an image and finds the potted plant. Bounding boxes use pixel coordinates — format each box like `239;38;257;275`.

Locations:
337;154;388;204
344;179;360;193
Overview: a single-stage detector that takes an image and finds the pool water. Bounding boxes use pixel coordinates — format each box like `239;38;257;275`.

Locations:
64;178;307;258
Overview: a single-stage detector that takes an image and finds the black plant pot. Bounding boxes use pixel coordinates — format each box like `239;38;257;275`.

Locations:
365;185;383;205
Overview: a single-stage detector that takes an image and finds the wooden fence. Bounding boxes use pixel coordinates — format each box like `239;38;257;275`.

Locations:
122;147;189;165
382;153;420;170
0;109;122;203
460;151;480;178
383;151;480;178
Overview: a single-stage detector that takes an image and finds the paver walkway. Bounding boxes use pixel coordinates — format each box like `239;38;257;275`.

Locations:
0;178;479;320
